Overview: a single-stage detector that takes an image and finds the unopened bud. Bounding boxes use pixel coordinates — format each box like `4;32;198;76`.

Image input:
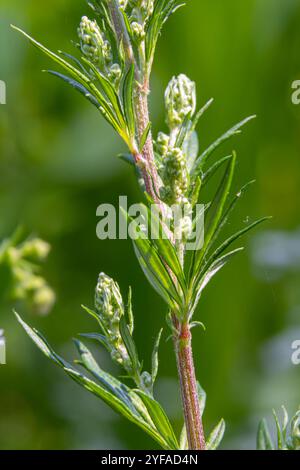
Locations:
78;16;112;66
21;238;50;261
165;74;196;129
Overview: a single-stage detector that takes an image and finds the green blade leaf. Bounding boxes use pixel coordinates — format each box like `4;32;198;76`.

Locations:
206;418;226;450
139;122;152;153
121;208;182;309
192;115;256;173
191;248;244;316
119;317;141;374
135;390;179;450
122;64;136;139
191;153;236;280
151;328;163;386
257;419;275;450
15;312;173;450
201;155;232;187
46;71;100;108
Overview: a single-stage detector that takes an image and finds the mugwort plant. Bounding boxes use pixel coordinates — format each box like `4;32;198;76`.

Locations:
12;0;298;450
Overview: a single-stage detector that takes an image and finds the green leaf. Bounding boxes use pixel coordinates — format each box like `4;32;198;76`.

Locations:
143;203;186;292
127;287;134;335
272;409;284;450
179;425;188;450
46;71;100;108
151;328;163;385
192;115;256;174
257;419;274;450
185;131;199;173
191;153;236;280
73;339;137;412
201;155;232;187
197;382;207;417
191;248;244;316
135;390;179;450
121;207;182;309
205;216;271;272
122;64;136;139
206;418;226;450
139;122;152;153
119;317;141;374
15;312;175;450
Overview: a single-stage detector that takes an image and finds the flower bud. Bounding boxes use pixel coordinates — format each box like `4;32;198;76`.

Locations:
131;22;145;43
95;273;131;370
32;285;56;316
160;147;189;206
78;16;112;67
165;74;196;129
156;132;169;156
108;63;122;86
20;238;51;261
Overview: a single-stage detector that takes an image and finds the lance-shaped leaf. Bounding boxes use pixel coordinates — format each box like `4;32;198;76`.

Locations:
190;153;236;280
206;419;226;450
11;26;130;146
151;328;163;386
257;419;275;450
135;390;179;450
190;248;244;317
121;208;183;310
119;317;141;375
15;313;177;450
192;115;256;173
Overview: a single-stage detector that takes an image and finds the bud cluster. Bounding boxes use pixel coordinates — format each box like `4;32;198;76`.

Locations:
159;147;189;206
78;16;121;86
0;237;55;315
95;272;131;371
128;0;154;43
165;74;196;130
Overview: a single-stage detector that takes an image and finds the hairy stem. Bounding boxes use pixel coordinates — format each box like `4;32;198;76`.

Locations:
108;1;205;450
174;319;206;450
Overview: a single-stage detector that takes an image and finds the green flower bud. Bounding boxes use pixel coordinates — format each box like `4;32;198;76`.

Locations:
20;238;50;261
165;74;196;129
174;208;193;242
156;132;169;156
108;63;122;86
131;21;145;43
160;147;189;206
32;285;56;316
95;273;131;370
78;16;112;67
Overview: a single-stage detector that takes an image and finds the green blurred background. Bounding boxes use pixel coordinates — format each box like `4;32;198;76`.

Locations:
0;0;299;450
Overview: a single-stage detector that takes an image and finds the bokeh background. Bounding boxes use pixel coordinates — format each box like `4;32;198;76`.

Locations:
0;0;300;450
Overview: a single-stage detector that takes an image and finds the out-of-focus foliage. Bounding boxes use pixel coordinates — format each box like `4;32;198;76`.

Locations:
257;407;300;450
0;228;55;315
0;0;300;450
